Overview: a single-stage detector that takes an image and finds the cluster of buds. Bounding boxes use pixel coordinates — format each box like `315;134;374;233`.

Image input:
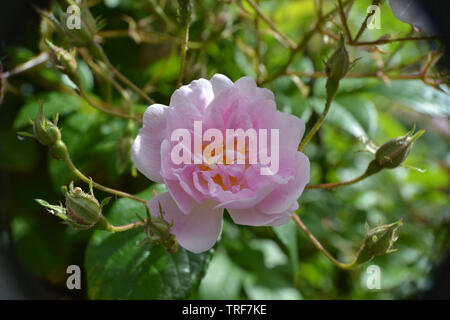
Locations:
354;220;403;265
138;202;178;254
36;181;111;231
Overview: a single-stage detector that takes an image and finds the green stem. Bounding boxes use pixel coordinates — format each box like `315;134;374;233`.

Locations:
54;141;147;204
79;49;130;103
353;35;438;46
306;172;368;189
353;0;381;43
298;97;332;152
108;220;145;233
292;213;356;270
177;13;191;88
260;0;351;85
92;43;154;104
306;159;383;189
78;88;141;123
246;0;296;49
338;0;353;43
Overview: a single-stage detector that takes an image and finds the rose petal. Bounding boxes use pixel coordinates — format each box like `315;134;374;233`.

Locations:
210;74;233;97
256;151;309;215
275;111;305;150
228;201;297;227
234;76;274;101
169;78;214;112
131;104;168;183
148;192;223;253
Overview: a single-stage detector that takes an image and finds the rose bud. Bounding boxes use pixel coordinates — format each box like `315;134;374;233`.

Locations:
36;183;112;231
45;39;82;87
63;181;102;229
354;219;403;265
32;100;61;147
375;126;426;169
325;35;351;99
139;203;178;254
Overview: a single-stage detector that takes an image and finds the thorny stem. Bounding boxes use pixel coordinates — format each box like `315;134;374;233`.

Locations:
254;0;264;81
306;172;369;189
98;30;202;49
56;141;147;204
298;98;332;152
106;220;145;233
353;0;381;43
79;49;131;103
353;35;438;46
260;0;351;85
78;87;142;123
246;0;296;49
292;213;356;270
0;52;49;79
338;0;353;43
93;44;155;104
285;70;449;81
177;11;191;88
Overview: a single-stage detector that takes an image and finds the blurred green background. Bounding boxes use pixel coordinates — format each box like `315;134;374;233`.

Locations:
0;0;449;299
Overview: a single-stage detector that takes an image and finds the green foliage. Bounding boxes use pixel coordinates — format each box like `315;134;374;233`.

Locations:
85;185;212;299
1;0;448;300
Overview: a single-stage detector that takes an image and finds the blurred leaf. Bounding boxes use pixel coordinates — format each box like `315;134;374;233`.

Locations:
10;215;79;277
85;184;212;299
198;249;243;299
0;132;37;172
336;94;378;136
367;80;450;117
308;97;367;138
273;220;299;277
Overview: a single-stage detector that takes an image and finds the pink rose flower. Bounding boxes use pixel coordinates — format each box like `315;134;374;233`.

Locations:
132;75;310;253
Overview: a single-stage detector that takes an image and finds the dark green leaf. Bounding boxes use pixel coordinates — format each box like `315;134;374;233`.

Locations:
85;184;212;299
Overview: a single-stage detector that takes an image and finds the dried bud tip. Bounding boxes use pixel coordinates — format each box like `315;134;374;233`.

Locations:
375;125;425;169
355;219;403;265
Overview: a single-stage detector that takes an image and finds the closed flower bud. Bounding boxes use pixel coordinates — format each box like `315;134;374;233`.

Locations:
36;182;111;231
325;35;350;99
64;182;102;229
326;36;350;81
45;39;82;87
375;127;425;169
355;219;403;265
33;100;61;147
141;203;178;253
